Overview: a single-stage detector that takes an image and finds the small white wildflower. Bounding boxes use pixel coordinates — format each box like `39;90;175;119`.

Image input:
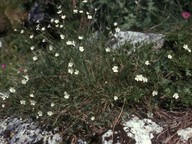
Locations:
112;66;118;73
30;93;35;98
113;22;118;26
14;29;17;31
57;5;62;9
50;18;54;23
86;12;89;15
79;46;84;52
87;15;92;19
82;0;88;3
173;93;179;99
42;39;46;42
79;10;83;13
115;27;120;33
145;60;150;65
29;35;34;39
74;69;79;75
30;46;35;51
183;44;191;52
47;111;53;116
21;79;27;84
41;27;46;31
78;36;83;40
20;30;24;33
33;56;38;61
20;100;26;105
47;24;51;28
61;15;66;19
36;24;40;30
68;68;74;74
54;19;59;24
105;47;111;52
114;96;118;101
60;25;64;28
91;116;95;121
55;24;59;27
51;102;55;107
57;10;62;14
49;45;53;51
55;53;60;57
38;111;43;117
168;54;172;59
2;104;5;108
68;62;74;67
152;90;158;96
9;87;16;93
60;34;65;39
66;40;76;46
135;75;148;82
73;9;78;13
1;93;9;100
30;100;36;106
64;91;70;99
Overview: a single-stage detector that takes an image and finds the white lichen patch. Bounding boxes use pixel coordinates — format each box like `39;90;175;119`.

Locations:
177;127;192;142
123;116;163;144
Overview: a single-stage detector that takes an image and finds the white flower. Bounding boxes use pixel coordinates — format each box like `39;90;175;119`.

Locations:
135;75;148;82
47;111;53;116
50;18;54;23
64;91;70;99
87;15;92;19
68;62;74;67
30;100;36;106
66;40;76;46
68;68;74;74
33;56;38;61
57;10;62;14
79;10;83;13
168;54;172;59
20;30;24;33
91;116;95;121
42;39;46;42
60;25;64;28
115;27;120;33
20;100;26;105
105;47;111;52
51;103;55;107
47;24;51;28
82;0;88;3
173;93;179;99
0;92;9;100
113;22;118;26
2;104;5;108
41;27;45;31
73;9;78;13
29;35;34;39
55;24;59;27
61;15;66;19
114;96;118;101
21;79;27;84
54;19;59;23
57;5;62;9
74;69;79;75
49;45;53;51
30;93;35;98
145;60;150;65
30;46;35;50
78;36;83;40
79;46;84;52
9;87;16;93
183;44;191;53
112;66;118;73
38;111;43;117
152;90;158;96
60;34;65;39
55;53;60;57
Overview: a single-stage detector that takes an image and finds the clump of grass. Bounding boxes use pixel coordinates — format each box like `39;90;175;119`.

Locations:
1;0;192;142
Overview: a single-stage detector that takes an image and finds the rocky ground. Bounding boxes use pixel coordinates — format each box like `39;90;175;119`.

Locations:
0;108;192;144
